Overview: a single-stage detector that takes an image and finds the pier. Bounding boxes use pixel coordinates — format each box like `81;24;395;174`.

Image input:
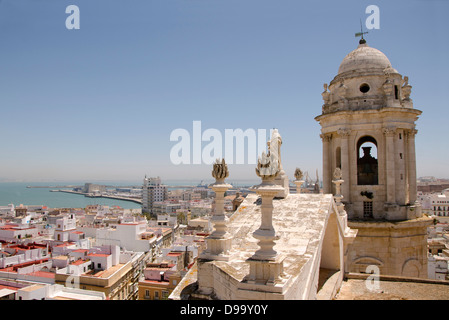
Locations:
27;185;82;189
55;190;142;204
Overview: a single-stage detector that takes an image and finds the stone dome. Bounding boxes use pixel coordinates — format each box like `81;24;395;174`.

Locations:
338;42;396;75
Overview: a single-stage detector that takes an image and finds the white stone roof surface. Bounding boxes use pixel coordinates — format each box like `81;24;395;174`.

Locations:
220;193;334;280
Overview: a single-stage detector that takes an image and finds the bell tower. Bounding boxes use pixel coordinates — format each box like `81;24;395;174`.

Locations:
315;39;432;278
315;39;422;221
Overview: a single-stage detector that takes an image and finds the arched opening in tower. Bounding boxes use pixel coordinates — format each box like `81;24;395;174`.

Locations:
357;136;378;185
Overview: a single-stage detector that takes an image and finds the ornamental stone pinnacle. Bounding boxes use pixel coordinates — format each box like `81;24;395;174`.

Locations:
212;158;229;183
294;168;305;194
200;158;232;261
250;131;285;261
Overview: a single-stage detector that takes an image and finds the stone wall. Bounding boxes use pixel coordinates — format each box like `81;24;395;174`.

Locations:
347;217;432;278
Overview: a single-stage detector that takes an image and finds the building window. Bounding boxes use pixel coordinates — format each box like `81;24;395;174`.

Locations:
154;291;159;300
357;136;378;185
360;83;370;93
335;147;341;170
363;201;373;218
394;85;399;99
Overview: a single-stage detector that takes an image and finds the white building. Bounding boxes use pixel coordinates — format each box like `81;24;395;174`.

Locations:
82;183;106;194
95;220;158;253
428;254;449;280
142;176;167;216
430;189;449;217
0;223;39;242
0;243;49;269
51;214;91;251
0;204;15;217
16;283;106;300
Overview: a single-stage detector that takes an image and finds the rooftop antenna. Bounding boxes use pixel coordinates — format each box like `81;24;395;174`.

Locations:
355;19;368;44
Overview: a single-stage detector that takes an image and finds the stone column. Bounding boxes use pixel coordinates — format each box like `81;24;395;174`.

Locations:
332;168;349;234
406;129;418;204
251;179;283;260
382;79;394;107
320;133;332;194
245;140;286;286
246;178;285;285
209;183;232;238
332;170;345;215
294;180;304;194
383;127;396;204
200;159;232;261
338;128;351;203
293;168;304;194
395;129;406;205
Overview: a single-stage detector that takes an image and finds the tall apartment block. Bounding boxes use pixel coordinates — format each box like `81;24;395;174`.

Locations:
142;176;167;217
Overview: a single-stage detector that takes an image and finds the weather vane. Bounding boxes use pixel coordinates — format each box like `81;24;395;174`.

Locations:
355;19;368;44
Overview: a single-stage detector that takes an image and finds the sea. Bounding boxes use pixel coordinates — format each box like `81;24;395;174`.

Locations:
0;179;259;210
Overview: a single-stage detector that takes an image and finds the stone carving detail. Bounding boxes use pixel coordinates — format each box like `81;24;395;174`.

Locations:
212;158;229;182
383;66;396;77
320;133;332;142
338;82;348;99
401;76;412;100
382;127;396;136
402;76;409;86
256;131;281;180
404;128;418;138
332;168;346;215
333;167;342;180
337;82;348;109
294;168;303;181
322;83;330;104
382;79;393;96
337;128;351;137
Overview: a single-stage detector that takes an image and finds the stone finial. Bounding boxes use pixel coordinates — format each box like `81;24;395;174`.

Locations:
201;158;232;261
212;158;229;182
294;168;303;181
402;76;409;87
255;129;286;183
333;167;342;180
401;76;412;100
255;151;280;180
293;168;305;194
322;83;330;104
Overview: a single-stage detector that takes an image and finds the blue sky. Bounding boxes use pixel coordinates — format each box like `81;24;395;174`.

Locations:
0;0;448;183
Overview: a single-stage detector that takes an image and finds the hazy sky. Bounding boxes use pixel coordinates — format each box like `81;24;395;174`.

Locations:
0;0;448;183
